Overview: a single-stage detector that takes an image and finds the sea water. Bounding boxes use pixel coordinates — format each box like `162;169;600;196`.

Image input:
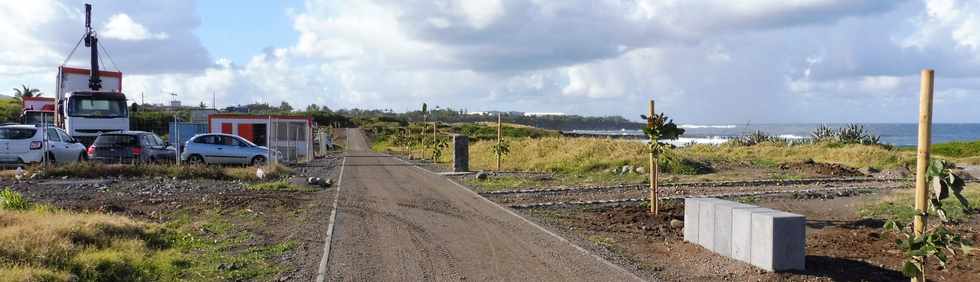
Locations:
569;123;980;147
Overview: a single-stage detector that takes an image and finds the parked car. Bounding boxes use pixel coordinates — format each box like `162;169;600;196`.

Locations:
180;133;277;165
87;131;176;163
0;124;87;165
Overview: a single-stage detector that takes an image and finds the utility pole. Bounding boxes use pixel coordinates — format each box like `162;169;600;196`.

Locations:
166;91;180;166
912;69;934;282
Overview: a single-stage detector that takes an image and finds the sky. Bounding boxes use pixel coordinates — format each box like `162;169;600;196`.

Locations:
3;0;980;124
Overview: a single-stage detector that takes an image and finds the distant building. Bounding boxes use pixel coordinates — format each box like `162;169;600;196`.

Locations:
468;110;525;116
208;114;314;163
524;112;565;116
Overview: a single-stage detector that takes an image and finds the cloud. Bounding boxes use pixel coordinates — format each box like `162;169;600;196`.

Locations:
9;0;980;124
102;13;169;40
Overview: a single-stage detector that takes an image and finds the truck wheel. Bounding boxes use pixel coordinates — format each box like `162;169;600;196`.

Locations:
251;156;266;166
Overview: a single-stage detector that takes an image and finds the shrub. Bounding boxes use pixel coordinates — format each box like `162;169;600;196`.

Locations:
0;188;31;210
732;131;786;146
810;124;883;146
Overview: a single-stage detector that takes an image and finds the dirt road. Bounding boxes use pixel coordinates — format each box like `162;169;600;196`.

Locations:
322;129;642;281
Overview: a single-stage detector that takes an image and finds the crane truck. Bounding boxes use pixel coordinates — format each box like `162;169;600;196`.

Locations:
56;3;129;146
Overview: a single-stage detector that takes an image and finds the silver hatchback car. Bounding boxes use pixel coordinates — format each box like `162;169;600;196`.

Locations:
180;133;277;165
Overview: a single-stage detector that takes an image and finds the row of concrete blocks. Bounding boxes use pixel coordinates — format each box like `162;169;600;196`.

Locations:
683;198;806;272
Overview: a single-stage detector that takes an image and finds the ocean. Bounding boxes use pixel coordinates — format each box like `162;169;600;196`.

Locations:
569;123;980;147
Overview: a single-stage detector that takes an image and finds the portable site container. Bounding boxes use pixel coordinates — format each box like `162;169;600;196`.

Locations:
207;114;314;163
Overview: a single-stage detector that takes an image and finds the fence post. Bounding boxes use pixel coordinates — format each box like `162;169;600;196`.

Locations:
912;69;934;282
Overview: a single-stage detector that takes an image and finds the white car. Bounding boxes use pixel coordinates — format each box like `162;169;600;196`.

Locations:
0;125;87;165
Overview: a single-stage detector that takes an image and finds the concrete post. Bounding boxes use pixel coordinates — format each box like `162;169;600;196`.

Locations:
452;134;469;172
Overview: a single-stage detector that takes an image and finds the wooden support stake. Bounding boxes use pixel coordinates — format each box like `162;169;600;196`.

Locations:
432;121;437;161
913;69;934;282
648;100;658;215
496;113;502;171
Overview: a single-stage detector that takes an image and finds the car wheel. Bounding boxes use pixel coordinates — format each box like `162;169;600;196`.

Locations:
251;155;266;166
188;154;205;165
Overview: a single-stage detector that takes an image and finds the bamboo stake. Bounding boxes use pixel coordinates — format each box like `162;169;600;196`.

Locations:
913;69;934;282
496;113;502;171
648;100;658;215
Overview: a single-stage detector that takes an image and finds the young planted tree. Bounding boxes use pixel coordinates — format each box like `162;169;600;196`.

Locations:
641;100;685;214
884;160;974;278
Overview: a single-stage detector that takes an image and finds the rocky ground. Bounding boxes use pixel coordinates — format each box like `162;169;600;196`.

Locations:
516;191;980;281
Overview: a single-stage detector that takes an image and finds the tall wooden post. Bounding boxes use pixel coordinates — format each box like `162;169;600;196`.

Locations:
432;121;437;161
496;113;502;171
913;69;934;282
648;100;658;215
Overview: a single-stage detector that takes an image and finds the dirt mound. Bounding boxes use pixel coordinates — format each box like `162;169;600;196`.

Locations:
778;160;863;177
589;204;684;237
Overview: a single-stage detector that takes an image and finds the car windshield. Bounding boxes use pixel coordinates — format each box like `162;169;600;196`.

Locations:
0;128;37;140
95;135;138;146
68;97;128;118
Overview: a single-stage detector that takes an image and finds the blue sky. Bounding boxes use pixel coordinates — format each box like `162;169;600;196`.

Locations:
195;0;302;64
4;0;980;124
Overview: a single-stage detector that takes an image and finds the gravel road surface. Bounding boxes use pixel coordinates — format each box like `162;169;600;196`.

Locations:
323;129;642;281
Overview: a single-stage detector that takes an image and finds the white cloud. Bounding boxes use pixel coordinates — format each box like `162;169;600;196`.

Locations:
102;13;169;41
12;0;980;123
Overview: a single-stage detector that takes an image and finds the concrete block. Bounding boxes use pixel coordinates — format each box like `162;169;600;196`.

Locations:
683;198;702;243
713;201;757;257
731;207;774;263
697;198;725;248
750;211;806;271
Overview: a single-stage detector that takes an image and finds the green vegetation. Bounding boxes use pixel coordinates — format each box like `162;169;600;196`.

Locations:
0;188;31;210
860;185;980;223
11;85;42;102
0;193;190;281
161;209;295;281
0;97;23;123
810;124;883;145
0;189;299;282
931;140;980;158
456;137;908;174
246;180;311;191
586;235;617;249
452;123;559;141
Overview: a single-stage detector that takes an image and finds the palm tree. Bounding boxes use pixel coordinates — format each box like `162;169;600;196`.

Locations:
12;85;41;102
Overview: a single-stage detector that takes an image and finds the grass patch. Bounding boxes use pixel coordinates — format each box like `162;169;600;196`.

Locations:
452;137;908;174
0;208;190;281
0;189;298;282
586;235;617;249
931;140;980;158
246;180;312;191
27;163;292;181
860;184;980;223
161;209;293;281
